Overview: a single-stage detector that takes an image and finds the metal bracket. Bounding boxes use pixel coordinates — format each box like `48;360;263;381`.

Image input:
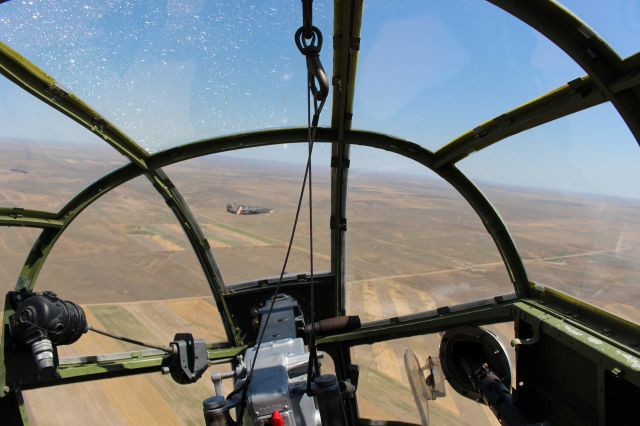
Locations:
330;216;347;232
43;84;68;103
167;333;208;384
8;208;24;220
330;156;350;168
91;118;106;133
512;318;541;347
567;77;595;98
350;37;360;52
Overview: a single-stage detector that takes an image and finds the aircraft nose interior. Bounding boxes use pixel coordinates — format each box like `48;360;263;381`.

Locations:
1;1;639;425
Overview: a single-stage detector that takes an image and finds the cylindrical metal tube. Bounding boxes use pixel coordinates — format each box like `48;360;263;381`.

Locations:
313;374;347;426
31;339;54;370
474;370;525;426
203;396;233;426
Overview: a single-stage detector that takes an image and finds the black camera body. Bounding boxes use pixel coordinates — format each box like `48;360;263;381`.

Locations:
8;290;87;370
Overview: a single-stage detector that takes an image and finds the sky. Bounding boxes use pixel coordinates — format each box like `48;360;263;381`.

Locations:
1;0;639;198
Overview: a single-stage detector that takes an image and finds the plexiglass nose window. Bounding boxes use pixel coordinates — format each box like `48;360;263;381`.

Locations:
345;146;514;322
0;227;40;293
0;76;127;212
164;143;332;286
351;0;583;151
458;102;640;324
36;175;228;357
1;0;334;152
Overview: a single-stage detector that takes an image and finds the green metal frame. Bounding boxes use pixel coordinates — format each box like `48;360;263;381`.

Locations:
7;128;530;298
330;0;364;319
1;0;640;424
15;345;245;390
145;169;236;344
0;208;63;229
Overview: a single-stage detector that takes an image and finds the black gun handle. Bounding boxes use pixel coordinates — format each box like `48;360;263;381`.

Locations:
305;315;361;337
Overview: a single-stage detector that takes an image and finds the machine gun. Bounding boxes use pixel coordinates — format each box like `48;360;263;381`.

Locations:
198;294;360;426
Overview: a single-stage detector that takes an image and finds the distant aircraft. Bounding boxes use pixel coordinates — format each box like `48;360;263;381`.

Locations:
226;203;273;215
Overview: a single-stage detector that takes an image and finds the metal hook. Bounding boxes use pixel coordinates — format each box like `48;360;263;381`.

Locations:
307;55;329;103
295;26;329;103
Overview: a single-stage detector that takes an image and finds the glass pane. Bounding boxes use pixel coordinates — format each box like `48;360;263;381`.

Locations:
0;227;39;293
458;103;640;324
352;0;583;151
352;323;514;425
36;175;227;354
24;362;234;425
164;143;332;286
0;77;126;211
345;147;514;322
1;1;333;152
559;0;640;58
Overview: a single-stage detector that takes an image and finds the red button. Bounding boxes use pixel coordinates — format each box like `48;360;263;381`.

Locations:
271;410;284;426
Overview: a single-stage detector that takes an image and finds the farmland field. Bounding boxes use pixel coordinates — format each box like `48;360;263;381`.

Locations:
1;138;638;425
